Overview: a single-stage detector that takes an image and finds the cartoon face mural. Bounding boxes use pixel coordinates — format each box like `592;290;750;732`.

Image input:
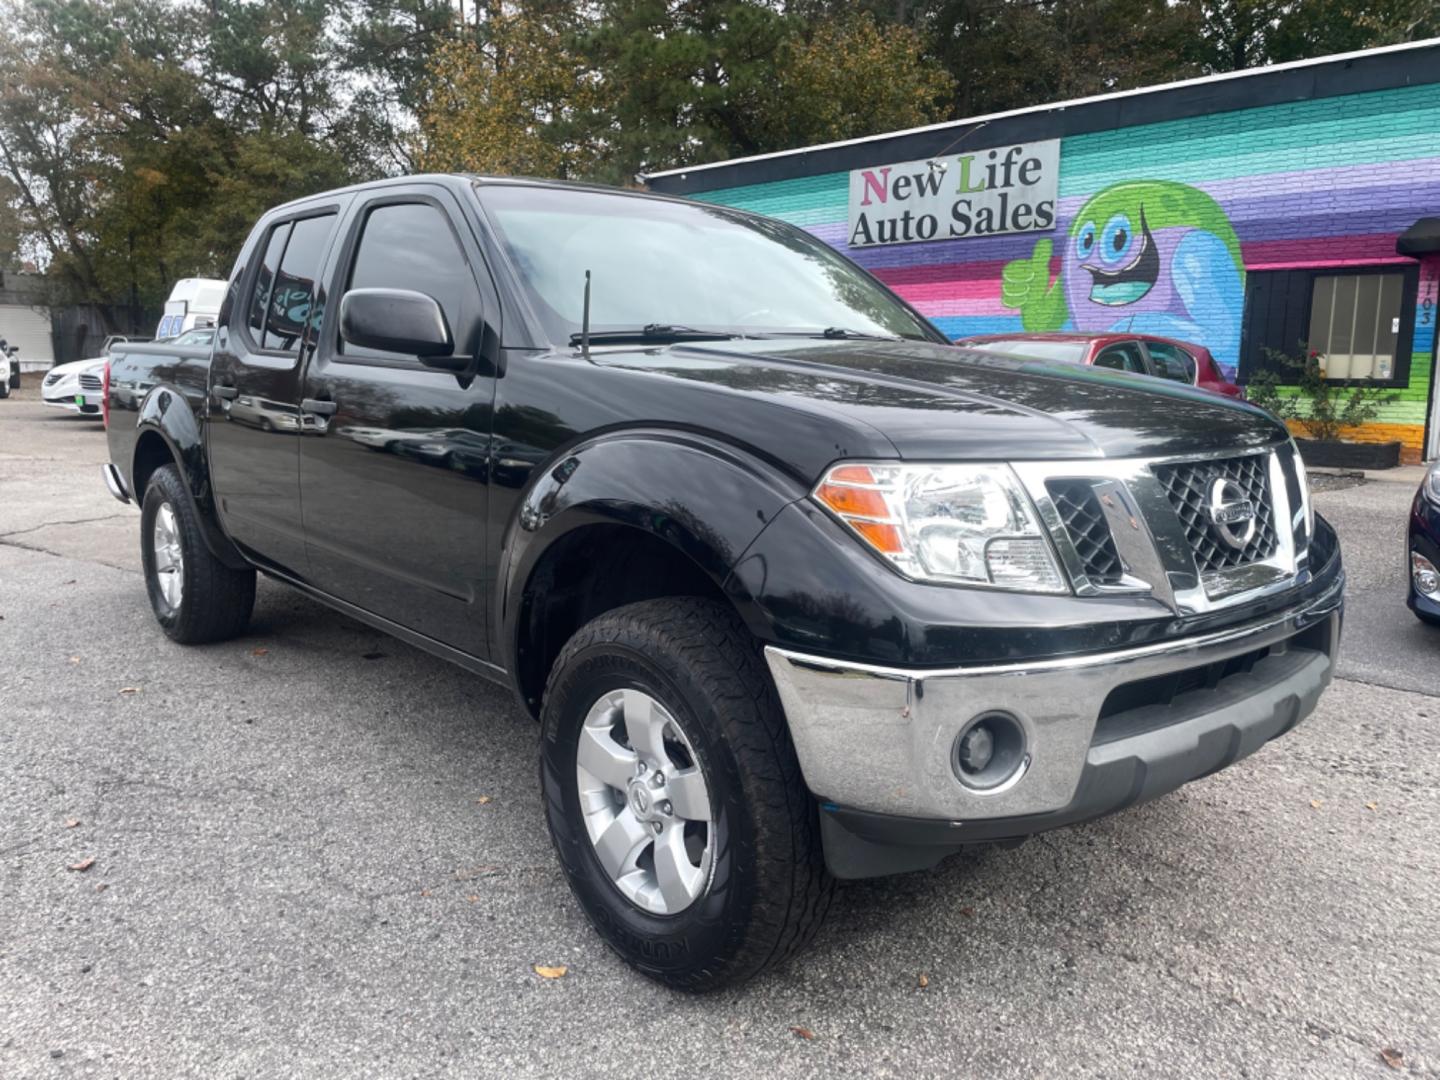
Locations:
1001;180;1246;375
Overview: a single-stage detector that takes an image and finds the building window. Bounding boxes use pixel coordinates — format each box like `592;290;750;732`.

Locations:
1306;272;1404;381
1240;266;1417;388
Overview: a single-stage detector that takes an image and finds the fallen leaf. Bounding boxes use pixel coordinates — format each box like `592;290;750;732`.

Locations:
419;889;432;897
251;647;269;657
474;795;492;805
959;905;976;918
118;687;141;695
94;883;108;893
69;656;80;665
917;973;930;988
533;964;568;979
1365;801;1378;811
1309;799;1323;809
467;895;479;903
1380;1047;1404;1070
64;819;80;829
789;1026;815;1040
62;579;76;585
68;857;95;873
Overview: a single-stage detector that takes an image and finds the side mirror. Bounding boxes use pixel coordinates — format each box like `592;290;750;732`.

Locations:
340;288;455;360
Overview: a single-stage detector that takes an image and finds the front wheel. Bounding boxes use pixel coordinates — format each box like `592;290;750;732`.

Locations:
140;464;256;643
540;598;833;991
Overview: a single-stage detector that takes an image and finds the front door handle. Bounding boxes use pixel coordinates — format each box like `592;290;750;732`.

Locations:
301;398;338;416
212;385;238;400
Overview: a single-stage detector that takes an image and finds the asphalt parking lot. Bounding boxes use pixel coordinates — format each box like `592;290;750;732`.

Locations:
2;387;1437;1078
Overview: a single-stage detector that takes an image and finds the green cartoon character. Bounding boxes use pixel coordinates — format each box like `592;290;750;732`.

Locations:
1001;180;1246;376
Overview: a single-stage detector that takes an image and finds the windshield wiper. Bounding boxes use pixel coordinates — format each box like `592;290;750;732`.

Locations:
568;324;740;346
749;327;906;342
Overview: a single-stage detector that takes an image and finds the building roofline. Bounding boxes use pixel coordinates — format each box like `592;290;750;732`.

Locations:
642;38;1440;191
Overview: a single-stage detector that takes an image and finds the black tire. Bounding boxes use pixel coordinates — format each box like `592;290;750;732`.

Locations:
0;382;8;399
540;597;833;991
140;464;256;644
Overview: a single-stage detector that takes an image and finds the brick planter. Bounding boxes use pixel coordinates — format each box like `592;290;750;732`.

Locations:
1294;438;1403;470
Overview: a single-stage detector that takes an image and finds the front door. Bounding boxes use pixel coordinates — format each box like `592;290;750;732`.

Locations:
208;204;346;575
297;187;497;656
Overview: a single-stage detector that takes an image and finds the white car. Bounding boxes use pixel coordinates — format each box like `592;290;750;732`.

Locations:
41;357;107;417
0;350;11;399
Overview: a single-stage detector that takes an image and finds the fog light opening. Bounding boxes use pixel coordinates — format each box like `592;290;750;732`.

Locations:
1413;551;1440;599
952;712;1027;791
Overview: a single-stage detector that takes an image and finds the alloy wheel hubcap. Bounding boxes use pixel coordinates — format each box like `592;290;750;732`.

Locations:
575;688;714;915
151;503;184;612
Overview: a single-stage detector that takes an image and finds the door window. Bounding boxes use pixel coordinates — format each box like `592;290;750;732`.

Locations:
341;202;474;359
1144;342;1197;384
262;213;337;352
248;223;291;342
1093;342;1148;374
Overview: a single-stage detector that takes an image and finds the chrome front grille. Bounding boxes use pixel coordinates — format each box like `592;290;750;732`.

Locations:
78;373;103;391
1151;454;1278;572
1046;480;1123;585
1016;445;1307;616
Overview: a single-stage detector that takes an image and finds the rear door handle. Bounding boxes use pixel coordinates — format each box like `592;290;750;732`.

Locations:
212;385;238;400
301;398;338;416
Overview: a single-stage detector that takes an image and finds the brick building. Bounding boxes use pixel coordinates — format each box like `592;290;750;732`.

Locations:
645;40;1440;463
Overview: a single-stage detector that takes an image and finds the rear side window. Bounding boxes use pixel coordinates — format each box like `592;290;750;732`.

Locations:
1094;342;1148;374
248;223;291;342
341;202;475;359
1145;342;1197;384
246;213;337;353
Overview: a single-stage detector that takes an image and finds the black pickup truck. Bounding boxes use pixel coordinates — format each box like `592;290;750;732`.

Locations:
102;175;1344;989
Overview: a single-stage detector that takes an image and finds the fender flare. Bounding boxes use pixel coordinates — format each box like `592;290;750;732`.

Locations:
496;428;805;675
133;386;250;571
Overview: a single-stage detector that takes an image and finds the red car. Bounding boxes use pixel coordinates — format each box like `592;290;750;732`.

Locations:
953;332;1243;399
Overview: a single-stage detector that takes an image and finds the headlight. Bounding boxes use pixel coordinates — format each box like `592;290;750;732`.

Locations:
1427;464;1440;503
813;462;1067;592
1292;444;1315;538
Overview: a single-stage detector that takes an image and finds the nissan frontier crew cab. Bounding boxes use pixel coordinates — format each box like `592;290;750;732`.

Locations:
102;175;1344;990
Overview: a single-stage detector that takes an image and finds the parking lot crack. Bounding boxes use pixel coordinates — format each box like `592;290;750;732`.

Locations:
0;512;130;539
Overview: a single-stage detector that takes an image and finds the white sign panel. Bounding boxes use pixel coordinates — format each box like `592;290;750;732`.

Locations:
847;140;1061;248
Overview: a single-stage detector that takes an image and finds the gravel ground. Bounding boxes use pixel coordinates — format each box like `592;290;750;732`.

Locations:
2;389;1437;1078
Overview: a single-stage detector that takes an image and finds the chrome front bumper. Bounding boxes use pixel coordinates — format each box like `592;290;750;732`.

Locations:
764;573;1343;824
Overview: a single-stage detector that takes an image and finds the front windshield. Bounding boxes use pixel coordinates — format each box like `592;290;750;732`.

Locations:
479;185;941;345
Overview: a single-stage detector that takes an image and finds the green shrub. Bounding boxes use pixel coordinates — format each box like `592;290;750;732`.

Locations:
1244;345;1398;442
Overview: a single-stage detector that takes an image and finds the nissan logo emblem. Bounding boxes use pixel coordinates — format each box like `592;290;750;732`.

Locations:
1206;477;1257;549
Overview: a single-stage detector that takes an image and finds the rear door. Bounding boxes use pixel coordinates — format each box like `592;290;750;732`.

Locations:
208;200;348;575
297;184;499;656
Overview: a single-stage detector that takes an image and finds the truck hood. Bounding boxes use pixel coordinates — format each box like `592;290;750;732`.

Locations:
608;338;1285;461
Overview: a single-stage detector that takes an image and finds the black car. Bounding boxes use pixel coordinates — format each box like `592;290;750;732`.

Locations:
1409;463;1440;625
99;175;1344;989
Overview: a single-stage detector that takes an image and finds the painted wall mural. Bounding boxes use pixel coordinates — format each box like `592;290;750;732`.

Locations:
1001;181;1245;373
694;80;1440;456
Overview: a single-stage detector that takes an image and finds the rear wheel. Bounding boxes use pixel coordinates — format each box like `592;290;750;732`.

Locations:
540;597;833;990
140;464;256;643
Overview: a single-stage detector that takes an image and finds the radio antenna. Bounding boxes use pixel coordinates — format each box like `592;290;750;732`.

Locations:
581;270;592;358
